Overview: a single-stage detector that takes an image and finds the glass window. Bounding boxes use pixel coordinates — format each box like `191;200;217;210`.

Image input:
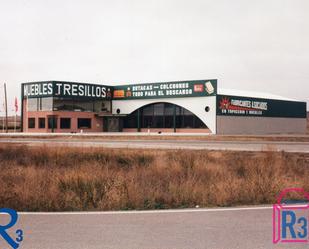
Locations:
27;97;53;111
142;116;152;128
40;97;53;111
28;118;35;128
27;98;53;111
94;100;111;112
194;116;206;128
123;103;208;130
78;118;91;129
53;97;74;111
164;103;174;115
183;109;192;116
124;110;137;128
142;105;153;116
183;115;194;128
38;118;45;128
73;100;94;112
153;116;164;128
164;103;174;128
153;103;164;115
48;117;57;129
141;104;153;128
53;98;112;113
27;99;38;111
60;118;71;129
175;115;183;128
164;116;173;128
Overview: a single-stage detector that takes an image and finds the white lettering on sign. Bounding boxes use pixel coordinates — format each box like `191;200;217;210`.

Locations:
133;85;153;91
24;83;54;97
23;82;107;99
133;92;143;97
249;110;263;115
159;83;189;90
124;82;192;98
166;89;192;96
47;83;53;94
56;83;62;95
144;91;157;96
231;99;268;111
231;99;251;108
78;85;84;96
252;101;267;110
71;84;78;96
64;84;71;95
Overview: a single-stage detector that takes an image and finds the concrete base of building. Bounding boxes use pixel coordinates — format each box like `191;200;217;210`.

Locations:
217;116;307;134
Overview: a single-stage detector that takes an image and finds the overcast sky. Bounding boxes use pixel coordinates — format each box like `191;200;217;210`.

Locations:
0;0;308;114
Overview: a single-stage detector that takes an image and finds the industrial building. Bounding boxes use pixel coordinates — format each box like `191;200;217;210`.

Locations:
21;80;307;134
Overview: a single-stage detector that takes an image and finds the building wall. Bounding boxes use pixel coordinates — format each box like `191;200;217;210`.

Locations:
23;110;103;133
112;96;216;133
217;116;307;134
22;98;104;132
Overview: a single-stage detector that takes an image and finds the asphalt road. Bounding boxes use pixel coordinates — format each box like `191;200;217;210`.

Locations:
1;207;307;249
1;138;309;152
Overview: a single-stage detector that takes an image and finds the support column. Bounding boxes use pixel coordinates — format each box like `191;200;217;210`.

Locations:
173;105;176;133
137;109;141;132
51;116;55;133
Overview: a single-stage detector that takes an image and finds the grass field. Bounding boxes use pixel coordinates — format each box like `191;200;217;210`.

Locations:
0;145;308;211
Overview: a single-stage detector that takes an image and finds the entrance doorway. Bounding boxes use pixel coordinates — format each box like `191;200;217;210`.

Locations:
103;117;123;132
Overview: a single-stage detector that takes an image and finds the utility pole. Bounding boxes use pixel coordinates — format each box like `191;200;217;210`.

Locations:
4;83;8;133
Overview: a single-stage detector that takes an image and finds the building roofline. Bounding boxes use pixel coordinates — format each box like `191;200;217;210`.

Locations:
217;88;301;102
